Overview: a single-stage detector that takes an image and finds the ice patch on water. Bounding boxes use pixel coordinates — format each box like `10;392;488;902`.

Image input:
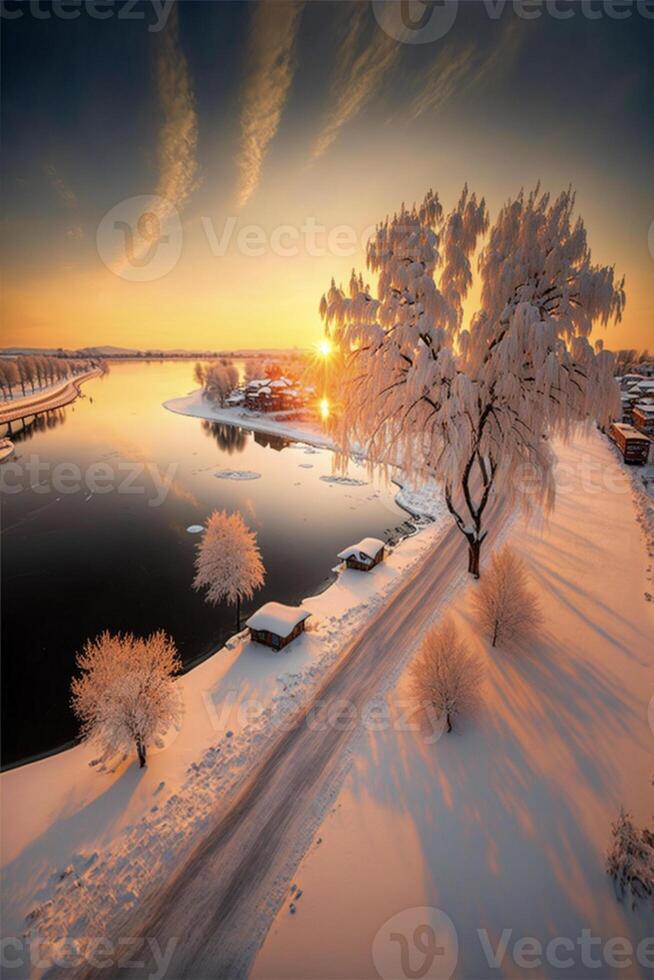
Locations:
214;470;261;481
320;475;368;487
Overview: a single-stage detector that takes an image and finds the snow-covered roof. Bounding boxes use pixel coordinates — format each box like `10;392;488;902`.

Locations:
634;403;654;416
268;377;293;388
337;537;385;563
611;422;650;440
247;379;268;389
257;386;272;395
246;602;311;637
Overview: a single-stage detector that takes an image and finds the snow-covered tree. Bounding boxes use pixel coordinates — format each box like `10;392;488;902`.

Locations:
471;545;542;649
244;357;265;383
203;361;239;406
71;630;182;769
0;359;19;399
320;186;624;576
193;510;265;628
194;361;205;386
409;618;484;734
607;808;654;910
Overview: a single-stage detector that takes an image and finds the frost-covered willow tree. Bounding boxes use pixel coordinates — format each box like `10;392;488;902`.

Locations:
320;186;624;576
193;510;265;628
71;631;182;769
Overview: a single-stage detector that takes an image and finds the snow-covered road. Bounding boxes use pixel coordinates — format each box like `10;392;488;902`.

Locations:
0;369;100;425
73;504;507;980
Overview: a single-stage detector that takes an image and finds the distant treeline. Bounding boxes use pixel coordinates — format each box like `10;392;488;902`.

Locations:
0;355;95;400
0;348;306;360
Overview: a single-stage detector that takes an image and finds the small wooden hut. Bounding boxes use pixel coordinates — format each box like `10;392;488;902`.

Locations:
246;602;311;650
337;537;385;572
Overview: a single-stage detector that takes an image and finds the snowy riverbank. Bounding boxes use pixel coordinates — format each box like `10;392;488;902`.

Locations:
164;389;336;450
253;430;654;980
163;388;443;521
0;370;101;426
0;508;449;965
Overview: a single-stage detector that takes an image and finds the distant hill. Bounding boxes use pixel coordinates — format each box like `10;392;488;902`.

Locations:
1;346;306;359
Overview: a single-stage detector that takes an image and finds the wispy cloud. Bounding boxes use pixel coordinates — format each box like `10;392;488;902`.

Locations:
44;164;78;209
407;19;523;121
113;2;198;272
44;164;84;240
235;0;304;209
310;7;400;162
154;1;198;215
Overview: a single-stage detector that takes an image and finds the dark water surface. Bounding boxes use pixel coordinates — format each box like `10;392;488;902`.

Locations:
1;361;407;768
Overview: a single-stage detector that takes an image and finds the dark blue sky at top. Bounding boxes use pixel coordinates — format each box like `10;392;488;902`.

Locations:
1;1;653;263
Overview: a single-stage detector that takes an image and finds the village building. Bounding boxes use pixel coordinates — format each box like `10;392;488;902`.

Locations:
245;602;311;650
609;422;652;465
632;403;654;437
244;376;303;413
337;537;386;571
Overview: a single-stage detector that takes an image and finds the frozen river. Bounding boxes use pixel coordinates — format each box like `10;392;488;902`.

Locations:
0;360;410;768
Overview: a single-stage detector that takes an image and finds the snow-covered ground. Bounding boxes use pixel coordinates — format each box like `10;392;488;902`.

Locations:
2;428;652;979
253;430;654;980
609;449;654;593
164;389;336;450
0;513;446;972
164;388;443;525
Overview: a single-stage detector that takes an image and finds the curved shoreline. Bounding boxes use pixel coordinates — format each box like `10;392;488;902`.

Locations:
1;390;443;772
0;368;101;426
163;389;445;521
163;389;336;450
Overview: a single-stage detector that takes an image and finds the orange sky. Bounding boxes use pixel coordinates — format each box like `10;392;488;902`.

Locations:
2;3;652;353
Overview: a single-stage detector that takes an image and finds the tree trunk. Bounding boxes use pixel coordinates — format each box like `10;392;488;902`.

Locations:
446;712;453;734
136;738;146;768
235;594;241;631
467;537;481;579
492;620;499;648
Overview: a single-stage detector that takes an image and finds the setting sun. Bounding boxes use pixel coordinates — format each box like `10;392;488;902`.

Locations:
317;339;332;358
